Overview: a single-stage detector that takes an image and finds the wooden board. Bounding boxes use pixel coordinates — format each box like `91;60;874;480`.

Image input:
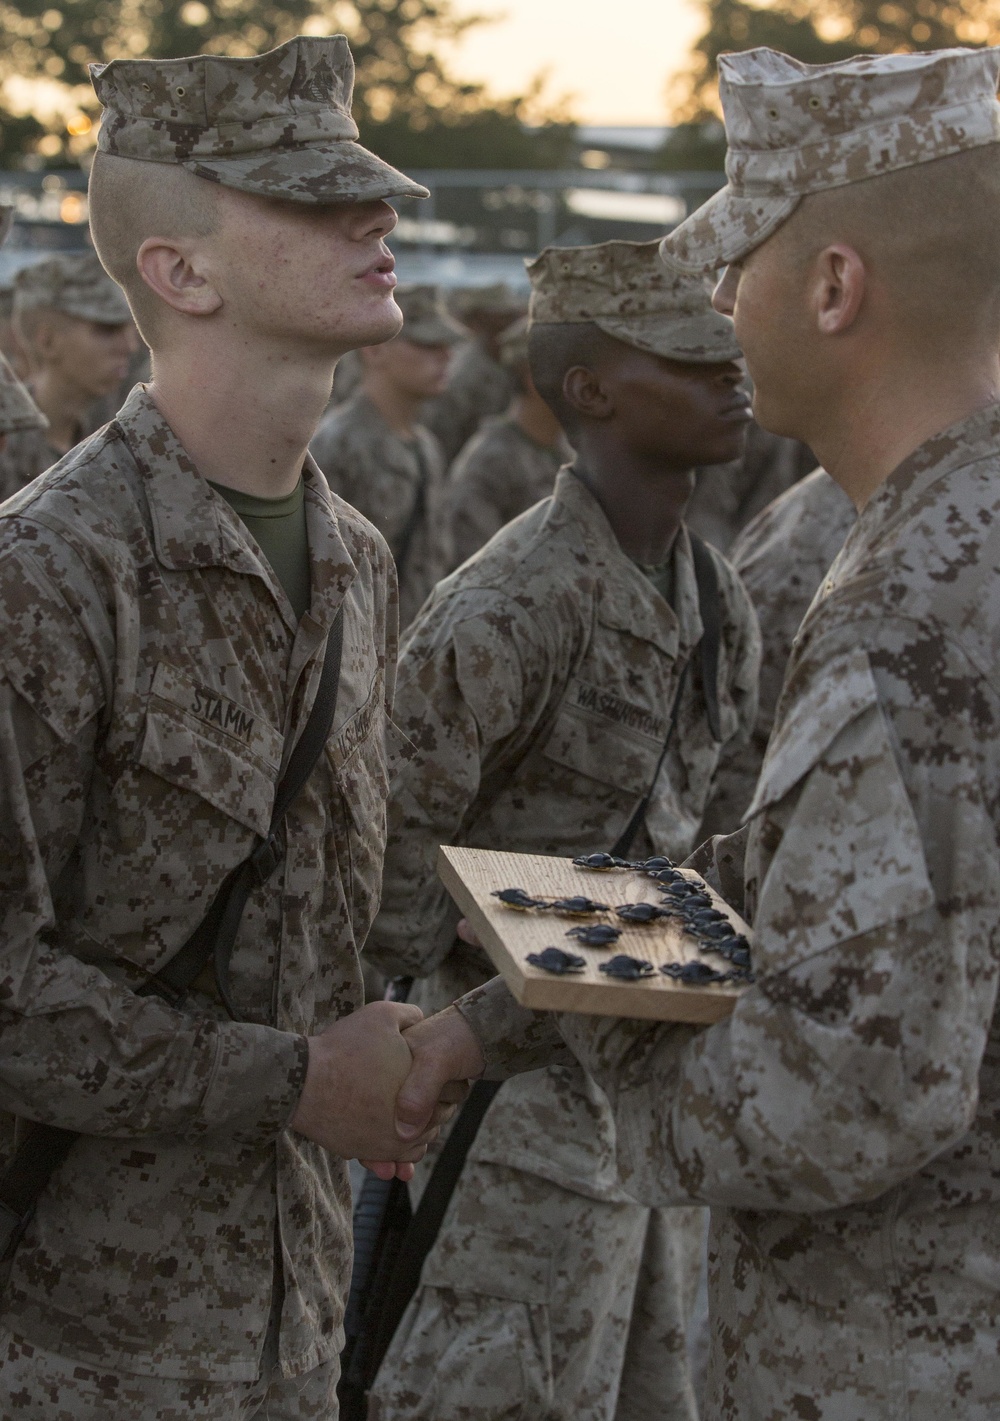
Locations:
437;845;751;1025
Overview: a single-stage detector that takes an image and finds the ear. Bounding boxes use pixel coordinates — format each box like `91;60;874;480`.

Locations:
563;364;614;420
30;311;65;361
810;244;865;336
136;237;223;318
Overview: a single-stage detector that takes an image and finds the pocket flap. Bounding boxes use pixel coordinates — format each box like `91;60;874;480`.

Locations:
543;699;660;797
138;705;276;837
752;695;935;969
746;647;880;819
422;1224;552;1304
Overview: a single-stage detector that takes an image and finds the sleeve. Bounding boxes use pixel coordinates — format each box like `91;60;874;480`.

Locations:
365;588;557;979
455;977;574;1077
0;542;307;1146
693;552;761;840
558;636;1000;1214
715;551;762;755
446;440;508;569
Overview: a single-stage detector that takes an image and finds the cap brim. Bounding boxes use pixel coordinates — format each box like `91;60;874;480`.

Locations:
595;310;741;364
659;186;800;273
184;139;429;204
63;301;134;325
406;321;467;346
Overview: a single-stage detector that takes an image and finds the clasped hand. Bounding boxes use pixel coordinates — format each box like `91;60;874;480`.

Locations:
289;997;486;1182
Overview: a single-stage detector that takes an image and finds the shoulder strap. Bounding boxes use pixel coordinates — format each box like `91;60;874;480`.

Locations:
0;607;346;1260
394;442;432;577
610;533;723;859
351;1079;503;1397
689;531;723;743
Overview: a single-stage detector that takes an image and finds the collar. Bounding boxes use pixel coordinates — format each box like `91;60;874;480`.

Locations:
115;384;357;637
550;466;704;660
831;401;1000;588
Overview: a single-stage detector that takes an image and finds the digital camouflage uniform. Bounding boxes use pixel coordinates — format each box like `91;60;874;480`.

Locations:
423;284;525;464
311;285;461;630
685;418;816;554
700;467;855;835
0;252;133;501
446;413;566;568
454;45;1000;1421
367;241;761;1421
0;34;429;1417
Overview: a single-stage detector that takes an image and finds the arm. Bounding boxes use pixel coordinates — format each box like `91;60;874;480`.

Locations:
560;635;999;1212
0;538;437;1163
446;439;510;569
365;588;558;980
0;675;306;1145
403;634;999;1213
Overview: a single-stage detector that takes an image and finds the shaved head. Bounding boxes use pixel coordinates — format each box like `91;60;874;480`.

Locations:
89;152;221;344
780;144;1000;352
527;321;624;434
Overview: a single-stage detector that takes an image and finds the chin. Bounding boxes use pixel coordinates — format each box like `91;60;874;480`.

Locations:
699;429;750;467
747;385;805;442
342;300;404;352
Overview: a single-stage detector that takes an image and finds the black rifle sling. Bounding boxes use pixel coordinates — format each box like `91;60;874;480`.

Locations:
356;1079;503;1397
610;532;722;860
689;532;723;743
393;443;431;580
0;608;345;1260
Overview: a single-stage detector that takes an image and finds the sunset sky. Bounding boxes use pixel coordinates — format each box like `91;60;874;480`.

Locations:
447;0;705;125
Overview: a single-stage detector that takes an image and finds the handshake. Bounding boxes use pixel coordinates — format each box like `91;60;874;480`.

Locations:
290;995;487;1178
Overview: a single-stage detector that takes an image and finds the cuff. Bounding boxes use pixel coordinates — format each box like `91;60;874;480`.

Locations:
194;1023;310;1146
454;976;572;1078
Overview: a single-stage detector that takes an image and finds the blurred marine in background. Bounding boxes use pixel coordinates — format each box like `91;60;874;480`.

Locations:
423;281;526;464
312;284;463;629
446;314;571;569
0;251;136;500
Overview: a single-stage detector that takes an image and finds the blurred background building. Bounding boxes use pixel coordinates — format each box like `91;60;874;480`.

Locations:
0;0;988;283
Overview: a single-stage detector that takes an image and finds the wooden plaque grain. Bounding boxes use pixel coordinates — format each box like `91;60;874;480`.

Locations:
437;845;751;1024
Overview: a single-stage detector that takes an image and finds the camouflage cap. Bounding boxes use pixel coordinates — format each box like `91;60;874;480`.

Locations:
13;252;133;326
90;35;429;205
662;46;1000;273
449;283;526;320
395;285;467;345
527;239;741;363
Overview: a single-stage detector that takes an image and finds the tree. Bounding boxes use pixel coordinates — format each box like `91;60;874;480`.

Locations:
670;0;1000;122
0;0;573;168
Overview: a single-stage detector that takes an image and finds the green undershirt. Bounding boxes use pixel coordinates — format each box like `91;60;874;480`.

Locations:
210;478;311;622
633;556;675;610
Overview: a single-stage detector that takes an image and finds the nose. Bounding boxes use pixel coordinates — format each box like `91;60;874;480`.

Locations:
356;199;398;241
712;265;739;317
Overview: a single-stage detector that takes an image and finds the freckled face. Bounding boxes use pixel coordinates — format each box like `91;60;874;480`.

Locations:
206;190;404;355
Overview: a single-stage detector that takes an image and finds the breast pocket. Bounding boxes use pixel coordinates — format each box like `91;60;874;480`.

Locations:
543;695;660;797
80;670;281;966
746;646;935;974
